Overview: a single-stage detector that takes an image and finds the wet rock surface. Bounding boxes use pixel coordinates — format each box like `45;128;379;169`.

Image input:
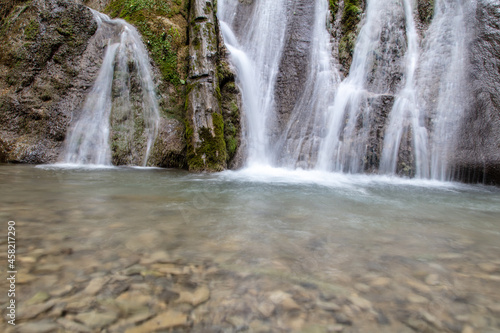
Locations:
455;0;500;184
0;0;98;164
185;0;242;171
0;0;188;167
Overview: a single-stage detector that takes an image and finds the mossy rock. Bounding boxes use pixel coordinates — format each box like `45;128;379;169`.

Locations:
186;112;227;172
337;0;363;74
105;0;188;87
417;0;434;26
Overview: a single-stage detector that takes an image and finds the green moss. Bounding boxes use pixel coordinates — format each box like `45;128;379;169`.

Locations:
108;0;172;18
329;0;339;21
1;1;30;29
215;85;222;101
55;18;74;37
40;92;52;101
24;19;38;40
226;136;237;157
186;112;227;171
229;100;238;113
106;0;186;86
338;0;362;73
341;0;361;34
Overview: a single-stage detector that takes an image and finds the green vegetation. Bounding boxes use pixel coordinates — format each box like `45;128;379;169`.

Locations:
329;0;339;21
106;0;187;86
185;112;227;172
341;0;362;34
220;82;240;162
338;0;362;73
24;19;38;40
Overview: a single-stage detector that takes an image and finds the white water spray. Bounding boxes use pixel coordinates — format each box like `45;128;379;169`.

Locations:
273;0;340;169
219;0;474;180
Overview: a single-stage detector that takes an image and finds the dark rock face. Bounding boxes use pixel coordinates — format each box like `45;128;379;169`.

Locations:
0;0;98;163
363;94;395;173
454;0;500;184
272;1;315;140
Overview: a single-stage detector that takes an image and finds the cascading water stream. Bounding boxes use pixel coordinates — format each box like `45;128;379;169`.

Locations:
271;0;340;169
219;0;474;180
62;40;118;166
317;0;407;173
62;9;159;166
416;0;472;181
218;0;289;166
379;0;429;178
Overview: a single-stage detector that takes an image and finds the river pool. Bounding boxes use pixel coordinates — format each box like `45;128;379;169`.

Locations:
1;164;499;332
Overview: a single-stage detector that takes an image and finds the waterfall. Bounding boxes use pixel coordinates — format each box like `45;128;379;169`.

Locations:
218;0;474;180
62;9;159;166
218;0;289;166
379;0;429;178
380;0;472;180
417;0;473;181
317;0;408;173
271;0;340;169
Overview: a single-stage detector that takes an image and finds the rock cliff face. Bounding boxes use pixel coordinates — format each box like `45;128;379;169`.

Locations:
0;0;98;163
273;1;316;140
455;0;500;184
104;0;190;168
325;0;500;183
0;0;240;169
0;0;187;166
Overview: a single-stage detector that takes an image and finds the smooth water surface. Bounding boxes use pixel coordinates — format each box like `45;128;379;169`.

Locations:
1;164;500;331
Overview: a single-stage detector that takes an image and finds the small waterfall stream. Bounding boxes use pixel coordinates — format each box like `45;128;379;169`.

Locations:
219;0;340;168
417;0;473;181
272;0;340;169
219;0;289;166
62;9;159;166
379;0;429;178
317;0;407;173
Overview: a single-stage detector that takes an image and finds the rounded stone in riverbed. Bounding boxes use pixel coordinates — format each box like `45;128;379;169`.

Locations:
124;311;188;333
348;294;372;310
488;303;500;314
407;293;428;304
258;301;276;317
83;276;110;295
140;250;172;265
268;290;301;311
75;311;118;329
370;277;392;287
478;262;499;274
176;285;210;306
425;274;440;286
15;320;59;333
